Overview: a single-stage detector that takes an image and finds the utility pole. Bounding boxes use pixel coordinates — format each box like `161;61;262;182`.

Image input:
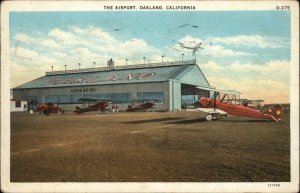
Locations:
93;62;96;71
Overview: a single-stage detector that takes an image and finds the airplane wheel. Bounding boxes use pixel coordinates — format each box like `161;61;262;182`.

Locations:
206;114;213;121
212;115;217;120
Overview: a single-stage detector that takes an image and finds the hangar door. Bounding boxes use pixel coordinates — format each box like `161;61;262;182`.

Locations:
181;84;209;108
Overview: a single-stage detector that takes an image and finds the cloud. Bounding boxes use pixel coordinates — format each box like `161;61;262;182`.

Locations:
10;46;58;66
10;59;49;88
39;39;61;48
10;25;164;79
211;35;290;48
205;45;255;57
48;28;77;42
14;33;61;49
14;34;33;44
199;61;223;71
10;47;39;60
230;60;289;73
10;47;60;87
199;60;290;103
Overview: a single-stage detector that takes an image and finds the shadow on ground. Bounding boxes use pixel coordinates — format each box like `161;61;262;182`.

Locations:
123;117;182;124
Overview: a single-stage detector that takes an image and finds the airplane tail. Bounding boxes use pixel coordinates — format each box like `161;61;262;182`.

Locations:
261;104;284;121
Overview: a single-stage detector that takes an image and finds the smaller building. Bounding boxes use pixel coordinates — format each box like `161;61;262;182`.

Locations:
10;100;29;112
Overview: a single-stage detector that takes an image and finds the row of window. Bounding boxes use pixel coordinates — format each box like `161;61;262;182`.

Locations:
22;92;164;104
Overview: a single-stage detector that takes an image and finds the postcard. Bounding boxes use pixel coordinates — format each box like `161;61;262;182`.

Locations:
1;0;299;192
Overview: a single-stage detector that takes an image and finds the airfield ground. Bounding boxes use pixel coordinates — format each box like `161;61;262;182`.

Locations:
10;111;290;182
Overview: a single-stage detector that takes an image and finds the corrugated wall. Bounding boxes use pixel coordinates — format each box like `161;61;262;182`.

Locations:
13;82;170;111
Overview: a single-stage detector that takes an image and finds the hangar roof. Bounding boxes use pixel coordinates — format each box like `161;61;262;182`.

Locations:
14;60;210;89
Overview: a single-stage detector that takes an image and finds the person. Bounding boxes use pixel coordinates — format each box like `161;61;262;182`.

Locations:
116;104;119;113
112;104;116;113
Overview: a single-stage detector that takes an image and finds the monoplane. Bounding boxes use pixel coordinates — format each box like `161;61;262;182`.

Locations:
196;86;284;122
126;99;158;112
73;98;111;114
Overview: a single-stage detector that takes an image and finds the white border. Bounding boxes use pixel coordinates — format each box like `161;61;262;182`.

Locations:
1;1;299;192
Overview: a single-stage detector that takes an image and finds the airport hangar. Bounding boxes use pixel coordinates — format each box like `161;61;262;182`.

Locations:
12;59;211;111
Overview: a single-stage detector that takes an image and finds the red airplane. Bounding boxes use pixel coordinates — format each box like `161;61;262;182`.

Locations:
196;87;284;122
36;103;64;116
126;99;157;112
74;98;111;114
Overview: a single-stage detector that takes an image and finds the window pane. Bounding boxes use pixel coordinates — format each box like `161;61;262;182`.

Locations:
136;92;164;102
15;101;21;107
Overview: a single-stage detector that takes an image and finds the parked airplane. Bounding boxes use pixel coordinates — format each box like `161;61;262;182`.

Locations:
196;86;284;122
36;103;64;116
74;98;111;114
126;99;157;112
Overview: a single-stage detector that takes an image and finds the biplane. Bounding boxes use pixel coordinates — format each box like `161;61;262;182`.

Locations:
36;103;64;116
73;98;111;114
196;86;284;122
126;99;158;112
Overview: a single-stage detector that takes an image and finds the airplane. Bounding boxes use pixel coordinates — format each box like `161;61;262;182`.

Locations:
36;103;64;116
177;24;190;28
178;42;204;55
195;86;284;122
73;97;111;114
247;99;265;109
126;99;158;112
236;99;265;109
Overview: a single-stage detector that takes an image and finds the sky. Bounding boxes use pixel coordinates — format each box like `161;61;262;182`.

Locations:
9;11;291;103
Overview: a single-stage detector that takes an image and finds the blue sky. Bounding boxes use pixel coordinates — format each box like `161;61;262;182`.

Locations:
9;11;291;103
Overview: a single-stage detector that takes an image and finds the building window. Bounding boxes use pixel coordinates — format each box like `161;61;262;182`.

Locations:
83;93;130;104
45;96;59;103
59;95;72;104
136;92;164;103
15;101;21;108
22;96;40;104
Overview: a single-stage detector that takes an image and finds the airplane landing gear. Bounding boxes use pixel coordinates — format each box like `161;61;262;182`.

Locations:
206;114;213;121
206;112;224;121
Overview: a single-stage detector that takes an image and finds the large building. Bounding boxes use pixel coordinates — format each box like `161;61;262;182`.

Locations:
12;59;211;111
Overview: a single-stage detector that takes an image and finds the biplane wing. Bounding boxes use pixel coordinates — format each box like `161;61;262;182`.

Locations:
196;86;241;95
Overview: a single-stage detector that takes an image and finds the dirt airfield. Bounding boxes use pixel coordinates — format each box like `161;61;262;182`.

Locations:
10;110;290;182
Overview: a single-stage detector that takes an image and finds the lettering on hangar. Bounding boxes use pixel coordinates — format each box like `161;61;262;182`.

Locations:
44;72;155;85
